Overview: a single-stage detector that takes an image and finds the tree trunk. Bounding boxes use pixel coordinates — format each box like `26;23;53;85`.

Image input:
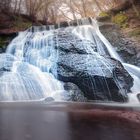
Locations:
81;0;87;17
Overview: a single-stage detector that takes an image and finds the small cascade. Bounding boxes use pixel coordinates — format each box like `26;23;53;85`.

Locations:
123;63;140;103
0;18;139;103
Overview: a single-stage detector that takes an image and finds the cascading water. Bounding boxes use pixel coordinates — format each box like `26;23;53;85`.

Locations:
90;19;140;103
0;30;66;101
0;18;139;103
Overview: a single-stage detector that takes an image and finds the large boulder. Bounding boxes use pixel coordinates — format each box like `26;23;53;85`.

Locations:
50;30;133;102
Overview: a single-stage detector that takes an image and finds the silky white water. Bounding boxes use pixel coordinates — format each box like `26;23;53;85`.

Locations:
0;29;66;101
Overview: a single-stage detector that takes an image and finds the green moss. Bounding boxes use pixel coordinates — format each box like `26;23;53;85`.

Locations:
128;28;140;37
99;12;110;18
112;12;128;28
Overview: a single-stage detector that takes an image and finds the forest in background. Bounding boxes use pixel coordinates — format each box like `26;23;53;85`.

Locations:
0;0;139;24
0;0;139;55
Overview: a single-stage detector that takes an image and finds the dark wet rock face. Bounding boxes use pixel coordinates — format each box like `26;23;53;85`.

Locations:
99;23;139;66
50;31;133;102
137;94;140;102
0;47;6;53
0;34;16;54
63;82;87;102
53;31;97;54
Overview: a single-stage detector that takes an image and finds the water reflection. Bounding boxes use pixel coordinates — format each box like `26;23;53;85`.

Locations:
0;102;140;140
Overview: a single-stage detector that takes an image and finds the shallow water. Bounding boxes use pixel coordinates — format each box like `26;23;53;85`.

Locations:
0;102;140;140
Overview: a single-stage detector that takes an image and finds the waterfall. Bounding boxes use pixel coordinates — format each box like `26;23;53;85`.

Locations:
0;18;139;103
91;19;140;103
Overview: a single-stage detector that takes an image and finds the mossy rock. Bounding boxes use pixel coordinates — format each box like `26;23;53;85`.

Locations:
0;36;10;48
99;12;110;18
112;12;128;28
128;28;140;37
97;12;111;22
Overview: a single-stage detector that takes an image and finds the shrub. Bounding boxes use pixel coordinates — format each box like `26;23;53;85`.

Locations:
112;12;128;28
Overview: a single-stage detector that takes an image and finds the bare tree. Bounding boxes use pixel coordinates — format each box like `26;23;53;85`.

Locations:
0;0;12;13
25;0;45;21
17;0;23;14
130;0;139;17
39;0;57;23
